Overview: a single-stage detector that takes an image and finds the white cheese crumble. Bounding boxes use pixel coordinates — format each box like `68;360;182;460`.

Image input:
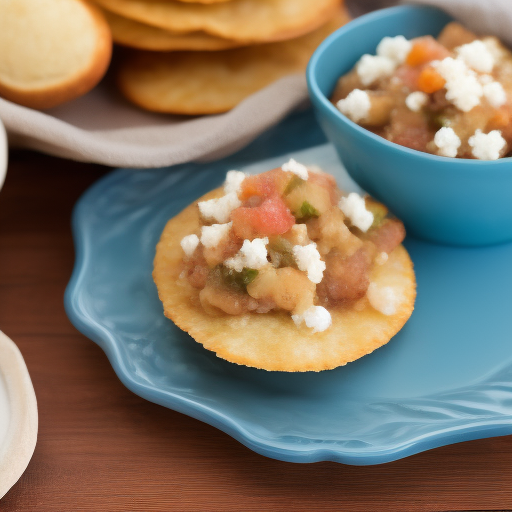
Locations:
376;35;412;64
483;37;507;64
468;129;506;160
434;56;466;82
456;40;495;73
292;243;325;284
478;74;494;85
367;282;402;316
433;127;461;158
180;234;199;257
336;89;371;123
405;91;428;112
483;81;507;108
198;192;241;223
200;222;232;248
356;54;396;86
224;170;247;195
224;237;269;271
292;305;332;333
434;57;483;112
281;158;308;180
338;192;374;232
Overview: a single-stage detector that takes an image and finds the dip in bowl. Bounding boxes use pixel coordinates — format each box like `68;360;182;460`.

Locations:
307;5;512;246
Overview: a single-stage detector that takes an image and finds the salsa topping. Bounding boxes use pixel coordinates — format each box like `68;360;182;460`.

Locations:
332;23;512;160
180;159;407;333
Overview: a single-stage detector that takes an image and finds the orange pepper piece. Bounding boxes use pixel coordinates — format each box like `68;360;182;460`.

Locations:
406;36;450;67
487;109;510;130
417;67;446;94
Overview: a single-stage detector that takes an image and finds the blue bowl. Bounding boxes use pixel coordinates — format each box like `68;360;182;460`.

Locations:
307;5;512;246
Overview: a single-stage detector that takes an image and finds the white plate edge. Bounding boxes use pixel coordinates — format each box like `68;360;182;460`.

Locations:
0;331;38;499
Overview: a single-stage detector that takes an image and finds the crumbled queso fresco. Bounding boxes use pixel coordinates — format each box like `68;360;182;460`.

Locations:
292;243;326;284
180;233;199;257
339;193;374;232
405;91;428;112
225;237;269;272
200;222;232;248
468;129;507;160
292;305;332;333
434;127;461;158
198;192;240;223
281;158;309;180
332;23;512;160
179;160;406;334
336;89;371;123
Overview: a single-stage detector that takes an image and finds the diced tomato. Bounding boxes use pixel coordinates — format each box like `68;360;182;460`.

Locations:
395;65;423;90
231;195;295;239
367;219;406;254
392;126;432;152
417;67;446;93
406;36;450;67
239;168;288;202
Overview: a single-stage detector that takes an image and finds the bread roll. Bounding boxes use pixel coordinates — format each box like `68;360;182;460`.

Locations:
0;0;112;109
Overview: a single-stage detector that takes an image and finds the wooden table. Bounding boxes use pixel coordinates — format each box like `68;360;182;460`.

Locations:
1;150;511;511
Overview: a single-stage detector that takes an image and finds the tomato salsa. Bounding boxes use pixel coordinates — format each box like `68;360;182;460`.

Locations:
331;22;512;160
179;160;406;333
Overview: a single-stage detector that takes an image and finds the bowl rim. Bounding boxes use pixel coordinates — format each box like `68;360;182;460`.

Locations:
306;4;512;170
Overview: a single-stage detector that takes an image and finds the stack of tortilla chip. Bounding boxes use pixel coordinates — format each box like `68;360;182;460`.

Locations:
91;0;350;114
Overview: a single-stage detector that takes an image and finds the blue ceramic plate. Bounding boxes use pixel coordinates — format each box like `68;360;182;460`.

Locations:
65;111;512;465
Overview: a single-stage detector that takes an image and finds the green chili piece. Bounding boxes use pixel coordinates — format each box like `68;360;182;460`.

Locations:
284;175;305;195
370;210;387;229
221;266;258;290
267;237;296;269
296;200;320;221
240;268;258;285
431;113;451;129
268;236;293;254
365;201;388;230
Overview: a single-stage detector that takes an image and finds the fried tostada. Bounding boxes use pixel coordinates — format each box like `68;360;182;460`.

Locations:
153;161;416;372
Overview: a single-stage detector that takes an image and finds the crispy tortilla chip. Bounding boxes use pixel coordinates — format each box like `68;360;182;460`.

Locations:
117;11;350;114
153;188;416;372
92;0;340;43
172;0;233;4
103;10;243;51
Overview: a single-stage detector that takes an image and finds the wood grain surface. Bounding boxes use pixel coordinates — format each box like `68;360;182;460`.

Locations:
0;151;511;511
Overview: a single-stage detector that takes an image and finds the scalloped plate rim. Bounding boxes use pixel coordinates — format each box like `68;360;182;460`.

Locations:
64;161;512;466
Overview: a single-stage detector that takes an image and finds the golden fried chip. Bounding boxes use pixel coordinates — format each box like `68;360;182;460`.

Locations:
171;0;232;4
153;189;416;372
117;11;350;114
92;0;340;43
103;10;243;51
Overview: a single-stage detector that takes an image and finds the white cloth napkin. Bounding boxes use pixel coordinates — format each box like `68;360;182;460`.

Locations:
0;73;308;168
408;0;512;47
0;0;510;169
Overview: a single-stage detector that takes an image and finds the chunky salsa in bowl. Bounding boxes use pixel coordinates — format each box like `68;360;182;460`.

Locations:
306;5;512;246
332;22;512;160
